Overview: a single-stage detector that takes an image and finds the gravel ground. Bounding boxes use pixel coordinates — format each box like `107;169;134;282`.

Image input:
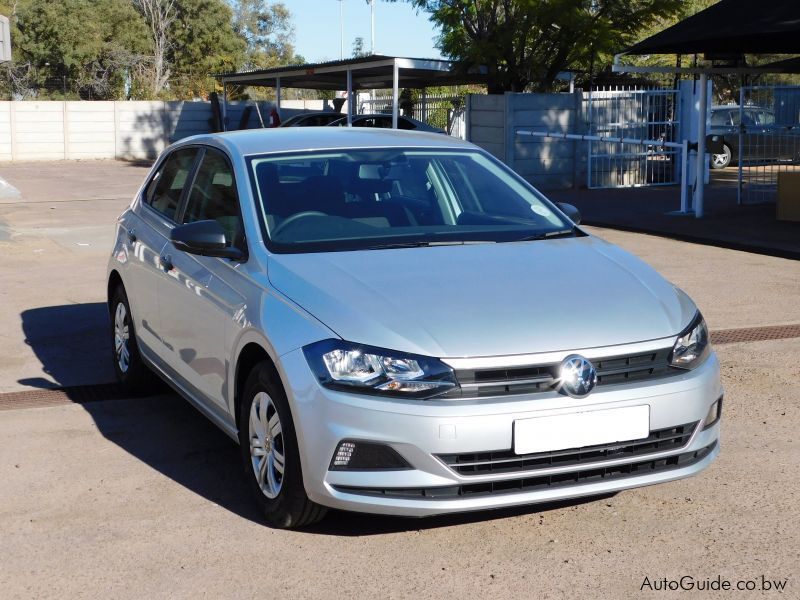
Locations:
0;160;797;599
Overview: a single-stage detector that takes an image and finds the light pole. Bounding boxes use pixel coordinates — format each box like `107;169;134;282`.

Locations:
337;0;344;60
367;0;375;55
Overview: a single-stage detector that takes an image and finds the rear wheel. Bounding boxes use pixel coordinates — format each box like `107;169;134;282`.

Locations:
238;361;327;528
110;285;157;395
710;144;732;169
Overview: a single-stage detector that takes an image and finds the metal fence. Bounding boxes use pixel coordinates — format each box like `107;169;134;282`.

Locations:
359;93;466;138
585;87;681;188
737;85;800;204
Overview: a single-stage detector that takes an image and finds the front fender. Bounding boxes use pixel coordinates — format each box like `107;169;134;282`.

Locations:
226;288;336;417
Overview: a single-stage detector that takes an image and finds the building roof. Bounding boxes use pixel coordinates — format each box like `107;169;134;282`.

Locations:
214;55;487;90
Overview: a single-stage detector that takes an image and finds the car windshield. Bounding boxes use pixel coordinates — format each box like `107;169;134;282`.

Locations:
248;148;573;253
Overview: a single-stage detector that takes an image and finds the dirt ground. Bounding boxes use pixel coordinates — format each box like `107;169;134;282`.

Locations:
0;160;798;599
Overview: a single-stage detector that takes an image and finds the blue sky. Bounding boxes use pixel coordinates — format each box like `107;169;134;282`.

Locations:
288;0;443;63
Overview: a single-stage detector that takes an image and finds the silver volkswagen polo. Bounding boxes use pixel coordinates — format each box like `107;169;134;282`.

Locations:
107;128;722;528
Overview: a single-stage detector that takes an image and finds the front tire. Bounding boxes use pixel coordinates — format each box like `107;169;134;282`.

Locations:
238;362;327;528
110;285;157;395
710;144;732;169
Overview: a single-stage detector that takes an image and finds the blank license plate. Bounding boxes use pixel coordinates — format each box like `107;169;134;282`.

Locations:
514;405;650;455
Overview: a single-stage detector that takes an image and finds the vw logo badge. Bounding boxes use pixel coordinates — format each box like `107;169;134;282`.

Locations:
557;355;597;398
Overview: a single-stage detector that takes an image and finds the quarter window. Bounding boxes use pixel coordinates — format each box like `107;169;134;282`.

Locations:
182;148;245;249
145;148;199;221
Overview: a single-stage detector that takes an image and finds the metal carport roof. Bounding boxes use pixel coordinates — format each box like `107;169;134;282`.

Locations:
214;55;486;90
214;55;486;130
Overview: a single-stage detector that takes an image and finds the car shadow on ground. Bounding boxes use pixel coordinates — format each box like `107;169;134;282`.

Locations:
19;303;116;389
19;302;616;535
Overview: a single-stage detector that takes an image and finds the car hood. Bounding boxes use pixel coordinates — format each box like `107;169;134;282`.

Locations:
267;235;696;358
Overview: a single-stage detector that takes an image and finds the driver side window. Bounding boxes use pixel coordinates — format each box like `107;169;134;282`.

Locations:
182;148;245;250
145;148;198;221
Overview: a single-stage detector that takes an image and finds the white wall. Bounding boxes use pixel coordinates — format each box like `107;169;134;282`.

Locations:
0;102;11;161
0;99;337;162
466;92;586;190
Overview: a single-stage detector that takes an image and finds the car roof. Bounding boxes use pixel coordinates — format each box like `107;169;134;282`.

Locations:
711;105;772;112
175;127;474;157
285;111;342;120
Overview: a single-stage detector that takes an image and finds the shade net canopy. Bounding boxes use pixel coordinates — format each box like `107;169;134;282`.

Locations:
624;0;800;56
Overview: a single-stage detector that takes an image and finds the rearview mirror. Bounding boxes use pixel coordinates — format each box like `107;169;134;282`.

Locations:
556;202;581;225
171;220;244;260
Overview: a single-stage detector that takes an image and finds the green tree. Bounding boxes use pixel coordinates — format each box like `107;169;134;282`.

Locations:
169;0;247;98
395;0;683;93
3;0;149;99
352;36;369;58
230;0;302;70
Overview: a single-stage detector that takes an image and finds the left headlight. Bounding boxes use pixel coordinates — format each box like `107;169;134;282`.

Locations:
303;339;458;399
669;313;710;369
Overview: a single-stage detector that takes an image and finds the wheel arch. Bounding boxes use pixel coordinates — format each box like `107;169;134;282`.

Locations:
107;270;124;313
234;341;282;432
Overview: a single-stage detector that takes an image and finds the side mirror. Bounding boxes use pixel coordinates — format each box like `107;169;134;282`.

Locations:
556;202;581;225
171;220;244;260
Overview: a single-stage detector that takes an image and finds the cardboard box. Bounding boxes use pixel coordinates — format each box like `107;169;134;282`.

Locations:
777;172;800;222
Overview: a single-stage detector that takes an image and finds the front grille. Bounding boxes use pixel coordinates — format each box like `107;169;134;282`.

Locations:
332;441;716;500
453;348;675;397
438;421;698;476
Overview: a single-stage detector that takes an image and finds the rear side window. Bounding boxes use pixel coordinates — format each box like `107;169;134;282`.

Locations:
710;110;731;126
144;148;199;221
182;148;244;249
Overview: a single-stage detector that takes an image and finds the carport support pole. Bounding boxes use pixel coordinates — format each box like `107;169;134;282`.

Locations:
346;68;353;126
392;59;399;129
275;77;281;119
694;73;708;219
737;86;744;205
680;139;690;213
221;79;227;132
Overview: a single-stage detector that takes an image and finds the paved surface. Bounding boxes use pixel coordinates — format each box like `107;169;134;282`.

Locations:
0;161;152;393
550;169;800;260
0;160;798;598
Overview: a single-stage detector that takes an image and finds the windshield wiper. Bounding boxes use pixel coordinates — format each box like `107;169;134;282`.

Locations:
513;227;578;242
366;240;496;250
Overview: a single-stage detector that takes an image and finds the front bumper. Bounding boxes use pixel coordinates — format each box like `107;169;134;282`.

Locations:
279;347;722;517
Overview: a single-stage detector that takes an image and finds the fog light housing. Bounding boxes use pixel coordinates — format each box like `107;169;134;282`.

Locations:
702;397;723;430
329;441;412;471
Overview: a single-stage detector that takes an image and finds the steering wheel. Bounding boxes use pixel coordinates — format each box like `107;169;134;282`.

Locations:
271;211;328;237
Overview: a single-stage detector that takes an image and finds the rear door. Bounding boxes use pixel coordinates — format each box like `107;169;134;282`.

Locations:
128;147;200;361
157;147;247;412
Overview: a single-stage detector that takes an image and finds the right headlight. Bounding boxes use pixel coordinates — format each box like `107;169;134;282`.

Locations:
303;339;458;399
669;313;710;369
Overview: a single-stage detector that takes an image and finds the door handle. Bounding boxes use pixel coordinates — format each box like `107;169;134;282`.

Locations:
127;228;137;243
160;254;173;271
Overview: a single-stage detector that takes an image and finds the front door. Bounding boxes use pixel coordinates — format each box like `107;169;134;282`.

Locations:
157;147;247;413
128;147;199;362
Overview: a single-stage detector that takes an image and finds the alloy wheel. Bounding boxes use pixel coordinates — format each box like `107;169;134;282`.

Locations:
249;391;286;499
114;302;131;373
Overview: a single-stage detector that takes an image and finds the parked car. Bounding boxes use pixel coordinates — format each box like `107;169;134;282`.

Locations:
328;113;446;133
280;111;344;127
708;105;797;168
108;128;722;528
